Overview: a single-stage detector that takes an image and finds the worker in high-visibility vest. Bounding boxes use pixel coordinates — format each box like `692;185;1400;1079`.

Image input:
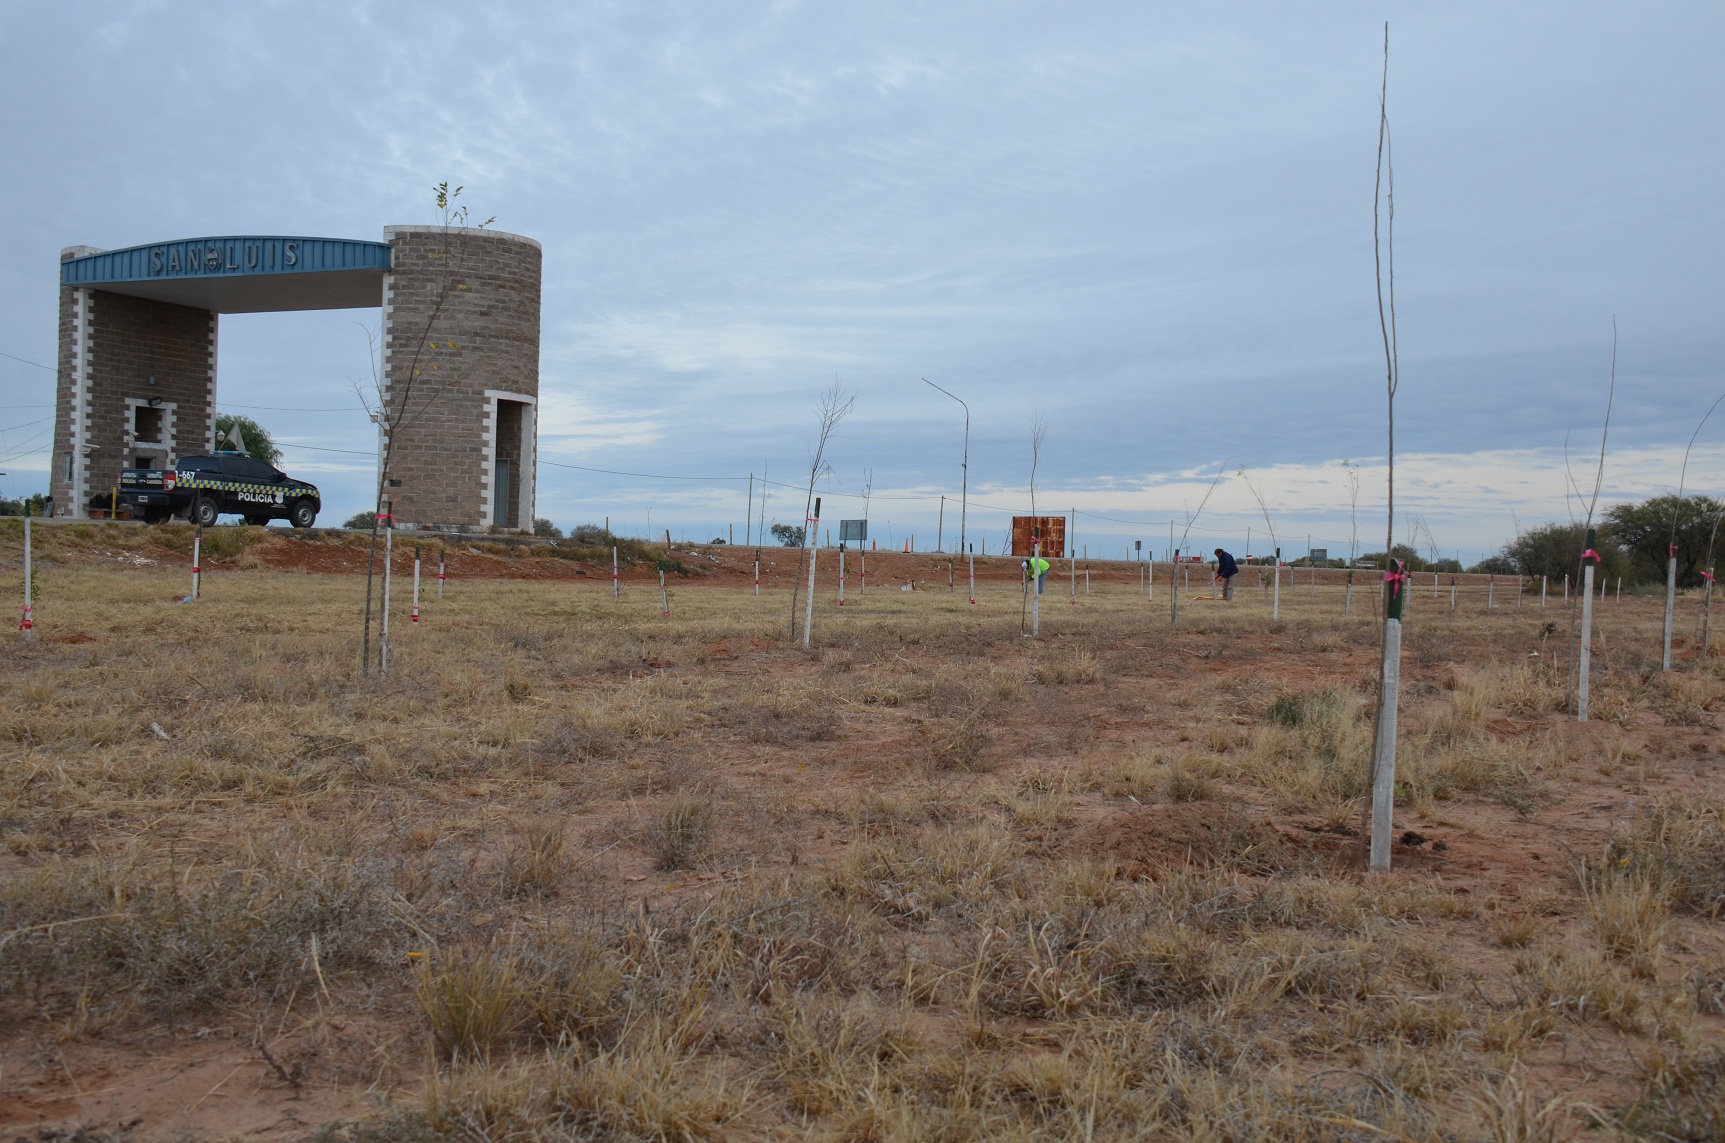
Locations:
1022;555;1051;594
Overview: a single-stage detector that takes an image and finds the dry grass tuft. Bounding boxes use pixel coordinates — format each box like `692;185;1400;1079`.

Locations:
1034;647;1101;685
499;816;571;899
1606;793;1725;918
924;712;993;772
414;949;527;1061
1469;1069;1582;1143
643;789;716;871
1581;864;1670;977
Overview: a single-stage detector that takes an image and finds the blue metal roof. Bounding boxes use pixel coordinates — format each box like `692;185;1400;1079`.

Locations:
61;236;392;313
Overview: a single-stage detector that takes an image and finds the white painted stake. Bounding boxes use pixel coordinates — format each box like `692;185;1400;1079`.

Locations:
438;547;446;599
660;568;669;617
1272;556;1280;619
968;547;975;605
1541;575;1547;607
411;545;421;626
1031;540;1041;637
860;551;866;596
1450;579;1457;611
1662;553;1677;670
838;547;846;606
19;514;33;636
1069;547;1076;605
613;545;619;598
1617;576;1621;602
192;527;202;601
1564;574;1570;604
1579;560;1596;721
754;556;760;597
802;545;817;647
1516;575;1523;608
1369;615;1403;873
1487;575;1494;608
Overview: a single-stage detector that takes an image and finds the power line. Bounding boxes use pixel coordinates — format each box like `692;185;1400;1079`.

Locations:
0;350;55;373
220;402;365;413
541;459;748;482
278;441;374;456
0;416;53;434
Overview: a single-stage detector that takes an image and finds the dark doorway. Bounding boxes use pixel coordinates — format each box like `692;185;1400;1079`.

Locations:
493;399;526;528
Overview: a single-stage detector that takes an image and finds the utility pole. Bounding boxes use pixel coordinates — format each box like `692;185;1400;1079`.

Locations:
922;378;969;560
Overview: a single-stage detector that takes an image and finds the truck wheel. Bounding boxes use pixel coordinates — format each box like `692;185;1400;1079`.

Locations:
190;496;220;528
245;515;271;527
289;499;317;529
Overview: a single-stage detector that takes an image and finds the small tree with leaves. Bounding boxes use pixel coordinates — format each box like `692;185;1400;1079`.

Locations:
212;414;282;466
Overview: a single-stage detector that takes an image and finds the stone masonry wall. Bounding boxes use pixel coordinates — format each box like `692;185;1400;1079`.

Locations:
52;283;214;516
381;227;541;527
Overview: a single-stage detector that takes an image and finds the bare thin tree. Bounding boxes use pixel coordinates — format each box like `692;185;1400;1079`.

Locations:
789;382;856;644
1023;414;1050;633
1566;321;1618;711
1170;458;1234;625
1028;413;1048;520
1367;23;1404;874
358;183;493;677
1239;470;1279;558
1343;460;1362;616
1662;387;1725;668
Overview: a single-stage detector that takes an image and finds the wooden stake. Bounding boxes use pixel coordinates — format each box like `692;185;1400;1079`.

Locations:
19;511;33;636
380;506;393;675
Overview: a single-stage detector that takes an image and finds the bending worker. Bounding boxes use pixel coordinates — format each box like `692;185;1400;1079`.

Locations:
1022;554;1051;594
1214;547;1239;600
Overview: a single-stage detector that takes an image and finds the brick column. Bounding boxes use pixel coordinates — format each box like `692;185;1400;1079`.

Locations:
52;246;216;518
380;227;541;528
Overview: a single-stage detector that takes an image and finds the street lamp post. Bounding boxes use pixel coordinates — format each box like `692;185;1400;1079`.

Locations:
922;378;968;559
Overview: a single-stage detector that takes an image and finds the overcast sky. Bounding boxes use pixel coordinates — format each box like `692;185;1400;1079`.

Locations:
2;2;1722;561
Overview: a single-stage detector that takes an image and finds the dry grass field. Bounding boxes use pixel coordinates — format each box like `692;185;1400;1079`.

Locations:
2;522;1723;1141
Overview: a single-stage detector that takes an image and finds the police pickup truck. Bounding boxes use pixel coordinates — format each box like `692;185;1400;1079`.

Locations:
101;452;321;528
